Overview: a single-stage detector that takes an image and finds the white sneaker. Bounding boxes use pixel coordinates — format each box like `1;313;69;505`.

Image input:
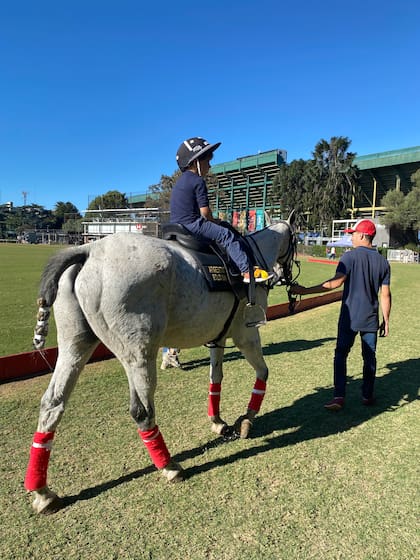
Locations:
160;354;182;370
242;267;274;284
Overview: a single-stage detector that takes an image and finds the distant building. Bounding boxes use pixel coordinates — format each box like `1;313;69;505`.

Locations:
207;145;420;223
85;146;419;242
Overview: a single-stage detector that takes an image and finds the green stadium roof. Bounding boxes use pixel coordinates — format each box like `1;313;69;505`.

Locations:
354;146;420;169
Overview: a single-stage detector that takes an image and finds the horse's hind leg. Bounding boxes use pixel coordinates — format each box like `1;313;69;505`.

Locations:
25;276;98;514
27;336;98;513
121;353;184;483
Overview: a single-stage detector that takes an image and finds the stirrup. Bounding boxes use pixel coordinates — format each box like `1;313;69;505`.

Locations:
244;303;267;328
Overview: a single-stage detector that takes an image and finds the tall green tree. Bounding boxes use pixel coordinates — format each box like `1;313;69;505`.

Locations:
146;171;181;211
405;185;420;231
53;201;81;228
269;159;312;228
4;204;55;233
87;190;128;210
380;168;420;244
310;136;358;232
145;170;218;212
380;190;407;227
62;218;83;233
270;137;358;231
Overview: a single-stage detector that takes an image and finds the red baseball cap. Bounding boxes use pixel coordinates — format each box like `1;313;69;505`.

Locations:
344;219;376;236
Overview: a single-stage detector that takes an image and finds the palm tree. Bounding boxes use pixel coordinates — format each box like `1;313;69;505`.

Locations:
311;136;358;232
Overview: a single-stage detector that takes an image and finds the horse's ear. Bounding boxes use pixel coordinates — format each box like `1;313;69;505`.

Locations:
287;210;296;227
264;211;272;226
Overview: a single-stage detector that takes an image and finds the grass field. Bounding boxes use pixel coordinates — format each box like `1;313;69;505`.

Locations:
0;244;419;560
0;243;62;355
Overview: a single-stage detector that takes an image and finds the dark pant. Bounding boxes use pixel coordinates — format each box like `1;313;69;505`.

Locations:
333;323;377;399
184;217;251;273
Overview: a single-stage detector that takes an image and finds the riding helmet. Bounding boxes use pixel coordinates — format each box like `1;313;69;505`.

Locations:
176;137;221;171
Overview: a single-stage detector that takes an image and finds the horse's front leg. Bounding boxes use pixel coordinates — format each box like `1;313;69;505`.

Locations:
208;343;229;436
233;329;268;438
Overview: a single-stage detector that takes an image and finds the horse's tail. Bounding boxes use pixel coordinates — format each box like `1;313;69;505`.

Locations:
33;245;90;350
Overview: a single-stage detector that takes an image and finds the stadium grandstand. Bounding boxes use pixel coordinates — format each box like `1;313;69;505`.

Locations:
82;145;419;242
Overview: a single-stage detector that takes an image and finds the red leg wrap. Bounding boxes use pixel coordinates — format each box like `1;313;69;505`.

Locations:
248;379;266;412
138;425;171;469
208;382;221;417
24;431;55;491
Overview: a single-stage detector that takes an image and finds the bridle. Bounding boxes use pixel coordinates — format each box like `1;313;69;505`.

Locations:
246;222;300;312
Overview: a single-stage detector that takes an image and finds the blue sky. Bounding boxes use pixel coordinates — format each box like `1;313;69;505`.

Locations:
1;0;419;213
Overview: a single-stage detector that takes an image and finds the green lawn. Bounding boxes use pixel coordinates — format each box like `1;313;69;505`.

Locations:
0;246;418;560
0;243;62;355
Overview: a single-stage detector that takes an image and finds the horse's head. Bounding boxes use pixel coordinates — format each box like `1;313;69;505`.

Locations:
274;211;298;286
265;210;298;287
246;211;298;288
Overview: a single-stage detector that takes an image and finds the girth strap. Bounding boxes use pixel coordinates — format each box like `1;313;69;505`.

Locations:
205;296;240;348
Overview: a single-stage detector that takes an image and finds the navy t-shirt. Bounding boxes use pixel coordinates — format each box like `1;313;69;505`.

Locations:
336;246;391;332
170;171;209;224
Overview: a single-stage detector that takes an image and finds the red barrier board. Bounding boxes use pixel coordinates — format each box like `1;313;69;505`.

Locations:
0;292;342;383
0;343;113;383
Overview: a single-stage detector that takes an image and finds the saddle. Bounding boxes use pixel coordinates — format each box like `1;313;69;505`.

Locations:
162;223;246;299
162;223;270;341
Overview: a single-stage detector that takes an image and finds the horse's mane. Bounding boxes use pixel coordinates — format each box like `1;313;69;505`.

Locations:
245;219;291;239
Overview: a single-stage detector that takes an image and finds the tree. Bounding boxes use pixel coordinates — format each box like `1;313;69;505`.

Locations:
3;204;55;233
87;190;128;211
146;171;181;211
53;201;81;228
310;136;358;232
62;218;83;233
269;159;312;228
405;185;420;230
380;168;420;244
145;169;219;213
270;137;358;232
406;169;420;230
380;190;407;227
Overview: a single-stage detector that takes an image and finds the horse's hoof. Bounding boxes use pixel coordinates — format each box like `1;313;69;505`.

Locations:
211;422;228;436
31;487;64;514
162;460;184;483
239;418;253;439
234;415;253;439
221;424;240;441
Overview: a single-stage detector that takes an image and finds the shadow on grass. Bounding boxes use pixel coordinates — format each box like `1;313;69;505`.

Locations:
181;337;335;371
183;357;419;479
60;356;418;510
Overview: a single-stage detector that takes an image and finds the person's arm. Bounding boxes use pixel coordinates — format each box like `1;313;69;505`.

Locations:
380;284;391;336
200;206;220;223
291;272;346;295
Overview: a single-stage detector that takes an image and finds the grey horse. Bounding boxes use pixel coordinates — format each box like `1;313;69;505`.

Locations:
24;213;296;514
